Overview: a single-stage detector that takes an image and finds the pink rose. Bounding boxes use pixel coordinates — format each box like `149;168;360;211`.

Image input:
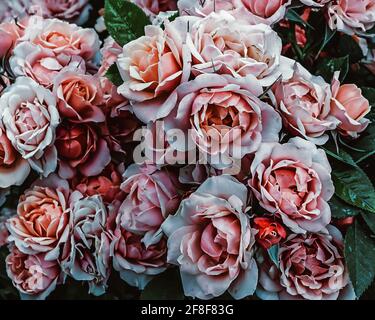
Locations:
53;71;105;122
178;0;291;25
6;246;62;300
330;72;371;138
257;226;355;300
164;74;281;169
0;77;59;176
55;121;111;179
7;174;71;260
0;19;29;57
187;12;288;86
98;36;122;77
272;64;339;145
328;0;375;35
132;0;178;17
300;0;331;6
0;1;32;23
0;127;30;188
117;19;191;122
162;175;258;299
119;164;181;242
249;137;334;234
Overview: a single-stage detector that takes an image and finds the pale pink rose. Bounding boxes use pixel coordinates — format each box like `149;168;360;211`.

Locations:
53;71;105;122
162;175;258;299
257;226;355;300
163;74;281;169
0;19;29;57
178;0;291;25
62;193;112;296
0;27;14;58
10;42;86;87
187;12;289;86
328;0;375;35
98;36;122;77
55;121;111;179
249;137;334;234
0;127;30;188
22;16;100;61
330;72;371;138
132;0;178;18
0;1;32;23
110;225;168;289
300;0;331;6
272;64;339;145
117;18;191;122
119;164;181;243
0;77;59;176
6;174;71;260
6;246;62;300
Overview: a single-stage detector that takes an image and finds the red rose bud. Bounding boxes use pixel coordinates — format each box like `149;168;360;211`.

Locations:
254;217;287;249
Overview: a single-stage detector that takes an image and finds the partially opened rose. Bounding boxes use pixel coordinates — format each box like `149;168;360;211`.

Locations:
330;72;371;138
162;175;258;299
249;137;334;234
272;63;339;145
6;174;70;260
131;0;178;18
187;12;288;86
6;246;62;300
0;77;59;176
253;217;286;249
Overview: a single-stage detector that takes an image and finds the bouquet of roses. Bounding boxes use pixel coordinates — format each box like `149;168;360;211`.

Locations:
0;0;374;301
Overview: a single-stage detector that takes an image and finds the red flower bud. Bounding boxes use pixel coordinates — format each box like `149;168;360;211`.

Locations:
253;217;287;249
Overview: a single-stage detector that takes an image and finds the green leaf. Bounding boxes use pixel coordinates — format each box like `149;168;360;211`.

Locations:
104;0;150;47
285;9;315;30
329;195;362;219
333;165;375;213
344;124;375;163
345;220;375;298
316;55;349;82
105;63;123;87
362;212;375;235
322;139;358;168
338;34;364;63
267;245;279;268
315;25;336;59
140;268;185;300
361;87;375;122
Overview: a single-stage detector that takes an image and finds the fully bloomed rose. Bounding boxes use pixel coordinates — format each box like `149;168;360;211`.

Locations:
117;18;191;122
164;74;281;169
0;127;30;188
55;121;111;179
119;164;181;242
62;193;111;296
328;0;375;35
249;137;334;234
7;174;70;260
6;246;62;300
53;71;105;122
272;64;339;145
330;72;371;138
187;12;290;86
162;175;258;299
257;226;355;300
0;77;59;176
178;0;291;25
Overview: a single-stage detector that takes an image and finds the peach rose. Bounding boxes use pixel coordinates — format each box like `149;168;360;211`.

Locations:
178;0;291;25
162;175;258;299
272;64;339;145
0;77;59;176
330;72;371;138
0;127;30;188
6;174;71;260
249;137;334;234
53;71;105;122
117;18;191;122
55;121;111;179
187;12;290;86
328;0;375;35
6;246;63;300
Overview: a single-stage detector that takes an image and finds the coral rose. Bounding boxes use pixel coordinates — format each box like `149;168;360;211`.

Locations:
272;64;339;145
253;217;286;249
249;137;334;234
6;174;71;260
330;72;371;138
162;175;258;299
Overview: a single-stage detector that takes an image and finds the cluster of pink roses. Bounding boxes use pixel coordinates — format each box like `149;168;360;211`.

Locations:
0;0;373;301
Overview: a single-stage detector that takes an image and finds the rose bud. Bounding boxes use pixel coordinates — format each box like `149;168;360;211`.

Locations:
253;217;287;249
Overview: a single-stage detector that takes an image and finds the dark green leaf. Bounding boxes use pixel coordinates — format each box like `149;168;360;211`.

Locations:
330;195;362;219
267;245;279;268
333;165;375;213
316;55;349;82
344;124;375;163
285;9;315;30
345;220;375;298
105;63;123;87
140;268;185;300
338;34;364;63
104;0;150;46
361;87;375;122
322;139;358;168
315;25;336;59
362;212;375;235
